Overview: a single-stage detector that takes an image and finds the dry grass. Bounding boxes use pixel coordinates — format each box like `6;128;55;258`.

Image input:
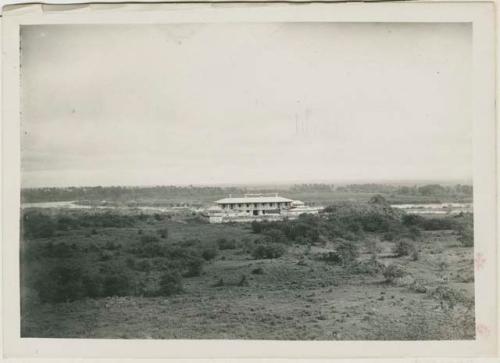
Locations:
21;218;475;340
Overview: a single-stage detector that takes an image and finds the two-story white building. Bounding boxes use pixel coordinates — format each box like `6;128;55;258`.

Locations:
206;194;321;223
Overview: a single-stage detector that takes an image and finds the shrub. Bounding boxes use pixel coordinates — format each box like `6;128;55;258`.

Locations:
81;273;103;298
405;226;422;241
217;238;236;250
383;232;397;241
133;241;164;258
154;213;164;221
164;246;205;277
431;285;472;310
140;235;160;244
383;264;407;282
402;214;426;227
201;246;218;261
421;217;456;231
392;239;417;257
251;243;286;259
369;195;390;205
183;255;204;277
411;248;420;261
104;240;119;250
349;255;385;275
99;250;114;261
239;237;255;253
457;224;474;247
237;275;249;287
317;251;342;264
262;228;288;244
251;267;264;275
365;239;380;255
135;259;152;272
102;272;131;296
336;240;359;265
157;227;168;239
158;269;183;296
44;242;77;258
251;220;264;233
22;212;56;239
125;256;136;269
34;264;85;303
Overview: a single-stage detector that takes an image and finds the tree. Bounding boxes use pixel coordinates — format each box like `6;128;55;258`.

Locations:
158;269;183;296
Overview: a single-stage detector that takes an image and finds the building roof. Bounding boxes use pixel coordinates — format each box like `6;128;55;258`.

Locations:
215;196;293;204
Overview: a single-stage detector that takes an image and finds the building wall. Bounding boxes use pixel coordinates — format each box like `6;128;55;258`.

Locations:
218;201;291;215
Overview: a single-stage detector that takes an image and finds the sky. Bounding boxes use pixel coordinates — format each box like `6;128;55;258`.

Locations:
20;23;472;188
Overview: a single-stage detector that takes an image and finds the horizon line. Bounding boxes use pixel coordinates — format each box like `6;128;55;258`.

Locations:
21;178;474;190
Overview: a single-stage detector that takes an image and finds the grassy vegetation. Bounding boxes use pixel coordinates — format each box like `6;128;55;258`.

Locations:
21;183;473;206
20;194;475;340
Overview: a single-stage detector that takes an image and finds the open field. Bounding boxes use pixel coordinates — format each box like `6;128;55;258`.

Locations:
20;193;475;340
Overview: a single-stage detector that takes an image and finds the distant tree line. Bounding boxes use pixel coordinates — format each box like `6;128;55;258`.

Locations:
289;184;335;193
21;185;248;203
335;183;472;197
21;183;472;204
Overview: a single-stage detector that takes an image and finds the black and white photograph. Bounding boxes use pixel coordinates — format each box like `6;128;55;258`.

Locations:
2;2;497;358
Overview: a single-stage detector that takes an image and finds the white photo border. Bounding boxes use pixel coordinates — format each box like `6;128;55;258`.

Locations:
1;1;497;359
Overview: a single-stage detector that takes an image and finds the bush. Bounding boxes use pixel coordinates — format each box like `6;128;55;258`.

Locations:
251;221;264;233
383;264;408;282
154;213;164;221
403;214;457;231
262;228;288;244
458;224;474;247
252;243;286;259
81;272;103;298
34;264;85;303
157;228;168;239
201;246;218;261
140;235;159;244
217;238;236;250
349;255;385;275
383;232;397;241
102;272;131;296
133;241;164;258
392;239;417;257
164;246;205;277
99;250;114;261
365;239;380;255
125;256;136;269
183;255;204;277
22;212;56;239
336;240;359;265
104;240;120;250
251;267;264;275
158;269;183;296
405;226;422;241
402;214;426;227
44;242;78;258
135;259;152;272
317;251;342;264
